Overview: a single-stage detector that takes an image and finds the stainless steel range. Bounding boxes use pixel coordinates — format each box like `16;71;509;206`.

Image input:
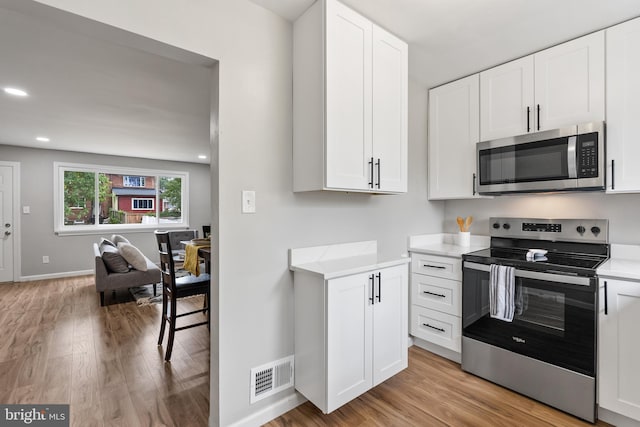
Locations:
462;217;609;423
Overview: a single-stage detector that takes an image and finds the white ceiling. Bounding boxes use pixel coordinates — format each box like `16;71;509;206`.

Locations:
0;5;214;164
251;0;640;88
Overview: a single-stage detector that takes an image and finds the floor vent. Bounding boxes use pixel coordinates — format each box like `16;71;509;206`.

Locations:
250;355;294;403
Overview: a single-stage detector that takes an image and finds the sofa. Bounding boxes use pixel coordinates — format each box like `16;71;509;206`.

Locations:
93;239;161;306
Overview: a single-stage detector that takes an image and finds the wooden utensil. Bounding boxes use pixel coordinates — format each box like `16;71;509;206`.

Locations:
456;217;464;232
464;216;473;232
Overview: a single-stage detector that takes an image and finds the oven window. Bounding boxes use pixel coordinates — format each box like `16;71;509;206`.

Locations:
479;137;569;185
515;287;565;336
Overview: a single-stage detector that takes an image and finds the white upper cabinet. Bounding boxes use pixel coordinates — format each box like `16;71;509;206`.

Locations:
293;0;408;193
535;31;605;131
428;74;480;200
479;31;604;142
606;17;640;193
480;56;534;141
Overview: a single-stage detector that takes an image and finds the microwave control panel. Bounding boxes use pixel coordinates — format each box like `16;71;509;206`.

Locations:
577;133;598;178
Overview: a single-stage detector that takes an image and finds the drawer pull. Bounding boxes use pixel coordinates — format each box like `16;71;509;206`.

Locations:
423;264;446;269
423;290;446;298
423;323;445;333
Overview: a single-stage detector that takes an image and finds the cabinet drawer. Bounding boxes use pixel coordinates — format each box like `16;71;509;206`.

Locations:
411;306;461;353
412;254;462;280
411;274;461;316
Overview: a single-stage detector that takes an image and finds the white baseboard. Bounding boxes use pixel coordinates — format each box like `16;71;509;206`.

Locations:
227;391;307;427
598;407;640;427
19;269;94;282
412;336;461;364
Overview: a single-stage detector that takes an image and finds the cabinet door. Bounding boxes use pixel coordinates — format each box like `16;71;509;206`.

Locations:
606;17;640;193
480;56;534;141
599;279;640;420
428;74;480;199
372;25;408;193
534;31;605;131
325;0;372;191
326;272;373;412
372;264;408;385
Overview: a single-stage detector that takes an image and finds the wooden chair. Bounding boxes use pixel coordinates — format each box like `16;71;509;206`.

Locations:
155;230;210;362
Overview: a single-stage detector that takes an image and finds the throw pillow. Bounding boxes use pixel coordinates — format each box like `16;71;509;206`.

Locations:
100;245;130;273
118;242;148;271
99;237;116;249
111;234;130;245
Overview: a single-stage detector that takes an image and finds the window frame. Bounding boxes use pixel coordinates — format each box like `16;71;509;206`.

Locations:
131;198;155;210
54;162;189;235
123;175;146;187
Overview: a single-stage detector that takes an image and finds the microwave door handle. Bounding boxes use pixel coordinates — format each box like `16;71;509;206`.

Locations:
567;136;577;179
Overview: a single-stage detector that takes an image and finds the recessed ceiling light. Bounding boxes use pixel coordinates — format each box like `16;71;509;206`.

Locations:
198;154;207;159
3;87;29;97
36;136;50;142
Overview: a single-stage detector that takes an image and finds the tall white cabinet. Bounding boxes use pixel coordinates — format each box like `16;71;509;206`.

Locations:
290;242;409;414
606;17;640;193
293;0;408;193
599;278;640;422
479;31;605;141
428;74;480;200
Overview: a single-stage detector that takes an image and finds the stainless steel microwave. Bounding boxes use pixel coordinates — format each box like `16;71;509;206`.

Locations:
477;122;605;195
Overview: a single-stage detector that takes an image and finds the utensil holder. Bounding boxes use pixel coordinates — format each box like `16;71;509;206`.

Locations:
456;231;471;247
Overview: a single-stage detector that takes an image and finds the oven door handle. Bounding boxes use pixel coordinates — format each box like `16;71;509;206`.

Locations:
463;261;592;286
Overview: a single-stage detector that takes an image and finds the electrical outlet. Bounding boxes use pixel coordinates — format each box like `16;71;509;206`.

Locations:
42;256;50;264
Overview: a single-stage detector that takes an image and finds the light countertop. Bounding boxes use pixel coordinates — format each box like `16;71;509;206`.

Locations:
289;240;409;280
597;244;640;282
408;233;490;258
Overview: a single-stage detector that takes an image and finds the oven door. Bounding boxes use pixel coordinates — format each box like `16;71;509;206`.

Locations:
462;261;596;377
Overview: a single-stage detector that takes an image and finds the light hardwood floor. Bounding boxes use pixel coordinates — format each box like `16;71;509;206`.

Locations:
1;276;612;427
0;275;209;427
267;346;611;427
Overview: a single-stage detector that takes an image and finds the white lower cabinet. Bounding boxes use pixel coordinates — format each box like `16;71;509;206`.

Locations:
410;253;462;355
294;264;408;413
599;278;640;422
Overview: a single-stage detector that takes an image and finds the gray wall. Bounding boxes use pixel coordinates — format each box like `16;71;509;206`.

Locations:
444;192;640;245
0;144;211;277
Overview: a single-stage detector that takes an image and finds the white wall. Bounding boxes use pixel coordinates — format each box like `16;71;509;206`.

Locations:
444;192;640;245
26;1;444;425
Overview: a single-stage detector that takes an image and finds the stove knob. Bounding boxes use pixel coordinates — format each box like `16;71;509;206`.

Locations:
492;223;500;229
576;226;586;234
591;226;601;236
503;223;511;230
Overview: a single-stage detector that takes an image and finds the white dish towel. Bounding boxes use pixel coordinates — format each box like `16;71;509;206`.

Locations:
490;264;516;322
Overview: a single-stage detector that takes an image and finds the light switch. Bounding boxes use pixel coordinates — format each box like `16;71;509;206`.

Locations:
23;206;30;214
242;190;256;214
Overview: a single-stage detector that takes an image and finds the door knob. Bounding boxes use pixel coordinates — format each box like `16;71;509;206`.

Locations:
4;231;10;236
4;223;9;228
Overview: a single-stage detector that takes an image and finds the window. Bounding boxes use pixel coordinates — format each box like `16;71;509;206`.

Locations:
132;198;154;210
54;162;188;234
123;175;146;187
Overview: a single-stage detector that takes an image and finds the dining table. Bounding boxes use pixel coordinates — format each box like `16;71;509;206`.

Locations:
182;241;212;276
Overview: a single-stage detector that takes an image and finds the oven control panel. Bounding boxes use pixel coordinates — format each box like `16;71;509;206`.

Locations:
489;217;608;244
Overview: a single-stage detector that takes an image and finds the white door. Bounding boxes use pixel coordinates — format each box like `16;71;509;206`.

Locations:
428;74;480;200
606;17;640;193
326;272;373;412
372;25;408;193
599;279;640;420
480;55;534;141
534;31;605;131
372;264;407;385
325;0;372;191
0;165;14;282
